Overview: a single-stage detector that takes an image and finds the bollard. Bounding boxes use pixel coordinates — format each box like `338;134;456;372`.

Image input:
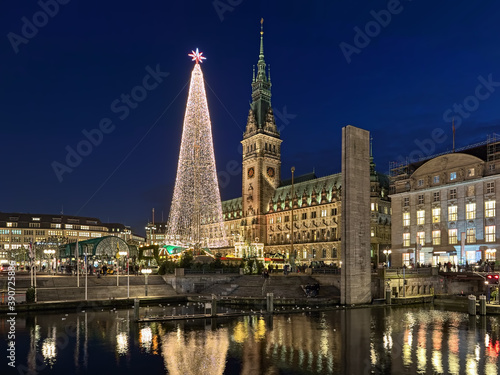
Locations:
134;298;140;321
267;292;274;313
479;295;487;316
385;289;391;305
468;295;476;316
211;294;217;317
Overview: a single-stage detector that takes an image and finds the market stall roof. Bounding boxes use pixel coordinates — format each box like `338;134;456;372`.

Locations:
59;236;137;258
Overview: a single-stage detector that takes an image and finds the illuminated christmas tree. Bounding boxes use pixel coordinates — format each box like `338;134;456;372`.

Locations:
166;49;228;248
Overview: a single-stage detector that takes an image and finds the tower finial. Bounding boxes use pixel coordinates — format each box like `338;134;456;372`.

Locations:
252;65;255;82
259;18;264;59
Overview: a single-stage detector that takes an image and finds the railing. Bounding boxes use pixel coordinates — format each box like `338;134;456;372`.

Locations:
385;267;433;276
311;268;341;275
184;269;238;275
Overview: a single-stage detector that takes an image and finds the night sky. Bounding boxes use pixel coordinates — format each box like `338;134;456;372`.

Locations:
1;1;499;236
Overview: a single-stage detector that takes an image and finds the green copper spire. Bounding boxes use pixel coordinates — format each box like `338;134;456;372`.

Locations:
243;18;279;139
256;18;267;82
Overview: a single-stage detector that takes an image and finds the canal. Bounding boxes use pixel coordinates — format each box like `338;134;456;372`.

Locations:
1;304;500;374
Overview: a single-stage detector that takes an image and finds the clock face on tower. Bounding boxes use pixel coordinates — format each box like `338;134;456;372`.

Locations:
267;167;275;178
247;167;255;178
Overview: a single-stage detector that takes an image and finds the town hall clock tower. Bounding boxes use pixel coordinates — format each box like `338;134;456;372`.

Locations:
241;19;282;244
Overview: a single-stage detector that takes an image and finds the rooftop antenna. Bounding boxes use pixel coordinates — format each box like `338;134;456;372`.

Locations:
452;118;455;152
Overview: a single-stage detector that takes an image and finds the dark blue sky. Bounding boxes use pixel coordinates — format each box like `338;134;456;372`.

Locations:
1;1;499;235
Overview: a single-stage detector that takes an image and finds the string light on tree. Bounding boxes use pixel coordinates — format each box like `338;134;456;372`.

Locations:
166;49;227;249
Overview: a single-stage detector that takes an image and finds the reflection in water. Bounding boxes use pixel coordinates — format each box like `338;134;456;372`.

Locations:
5;306;500;374
41;338;56;365
140;326;153;352
161;327;229;375
116;332;128;355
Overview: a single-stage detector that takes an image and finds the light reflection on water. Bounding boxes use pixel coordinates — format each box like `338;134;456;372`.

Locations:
1;305;500;374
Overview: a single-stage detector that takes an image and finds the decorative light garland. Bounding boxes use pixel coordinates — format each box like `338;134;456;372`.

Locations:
166;51;228;248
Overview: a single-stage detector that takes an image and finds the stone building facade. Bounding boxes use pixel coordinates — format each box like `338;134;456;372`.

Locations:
217;25;391;266
390;140;500;268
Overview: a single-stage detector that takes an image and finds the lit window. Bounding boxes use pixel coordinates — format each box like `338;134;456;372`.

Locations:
432;208;440;223
448;205;457;221
403;212;410;226
432;230;441;245
433;192;440;202
467;168;475;177
6;222;12;227
448;229;458;245
485;200;496;218
417;210;425;225
433;175;440;184
277;217;282;223
466;203;476;220
417;231;425;246
450;172;457;181
485;225;496;243
321;209;327;217
467;228;476;243
371;228;375;237
371;203;375;211
403;233;410;247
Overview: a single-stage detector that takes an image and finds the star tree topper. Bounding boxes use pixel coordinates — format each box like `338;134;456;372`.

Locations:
188;48;206;64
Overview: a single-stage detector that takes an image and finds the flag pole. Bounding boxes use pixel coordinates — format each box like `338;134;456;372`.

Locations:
29;242;33;288
85;248;88;301
76;234;79;288
34;243;37;302
452;117;455;152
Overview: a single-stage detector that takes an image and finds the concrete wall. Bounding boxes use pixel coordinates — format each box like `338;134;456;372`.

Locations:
163;274;237;294
341;125;371;304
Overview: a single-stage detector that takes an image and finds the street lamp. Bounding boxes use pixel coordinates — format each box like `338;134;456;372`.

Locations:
44;249;55;275
141;268;152;296
119;251;129;298
290;166;295;269
383;249;392;268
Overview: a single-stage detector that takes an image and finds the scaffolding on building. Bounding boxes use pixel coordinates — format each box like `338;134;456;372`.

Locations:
389;159;410;180
487;133;500;161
